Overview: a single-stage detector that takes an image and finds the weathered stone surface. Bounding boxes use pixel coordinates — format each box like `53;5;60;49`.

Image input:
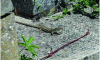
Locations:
1;0;14;15
1;13;19;60
11;0;68;15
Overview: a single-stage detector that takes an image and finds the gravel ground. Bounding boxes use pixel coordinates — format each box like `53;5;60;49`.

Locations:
15;12;99;60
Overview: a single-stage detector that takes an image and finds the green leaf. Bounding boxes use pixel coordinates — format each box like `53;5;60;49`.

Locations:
84;1;89;7
26;37;34;46
61;14;65;18
21;35;27;44
38;4;42;7
26;57;33;60
47;12;53;16
19;43;26;46
94;8;99;12
90;0;96;5
74;4;79;9
32;54;35;58
27;46;34;52
92;13;99;16
18;54;22;56
67;0;74;2
93;4;98;7
52;16;56;17
67;0;70;1
79;0;83;2
26;58;29;59
32;51;37;55
57;14;60;19
28;44;40;49
35;0;37;3
75;0;79;2
41;10;43;12
64;8;67;14
32;52;37;58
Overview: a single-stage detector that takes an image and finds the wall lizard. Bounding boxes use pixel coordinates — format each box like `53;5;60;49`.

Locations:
15;20;63;35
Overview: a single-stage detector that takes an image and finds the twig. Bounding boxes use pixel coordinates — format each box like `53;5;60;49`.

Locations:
40;29;90;60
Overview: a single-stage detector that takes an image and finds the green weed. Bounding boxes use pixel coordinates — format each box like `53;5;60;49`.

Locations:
67;0;99;18
18;35;40;60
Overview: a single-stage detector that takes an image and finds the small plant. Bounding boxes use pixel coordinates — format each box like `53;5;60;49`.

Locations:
51;7;68;20
63;7;68;14
18;35;40;60
35;0;68;20
34;0;98;20
66;0;99;18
